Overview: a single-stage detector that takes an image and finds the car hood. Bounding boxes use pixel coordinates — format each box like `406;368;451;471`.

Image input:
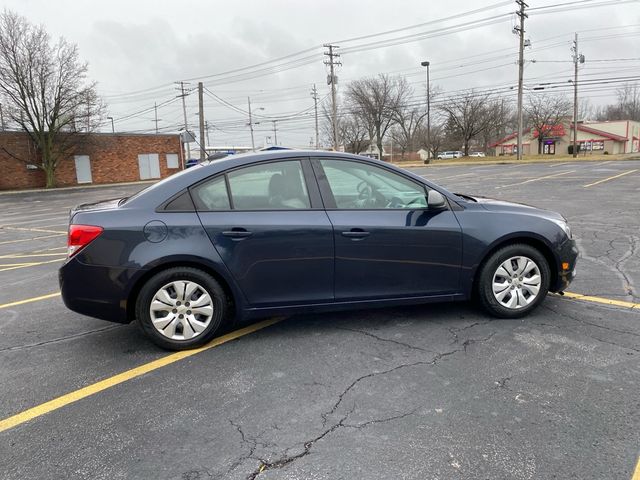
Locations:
457;194;565;221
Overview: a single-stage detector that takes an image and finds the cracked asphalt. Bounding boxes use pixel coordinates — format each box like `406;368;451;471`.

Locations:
1;159;639;479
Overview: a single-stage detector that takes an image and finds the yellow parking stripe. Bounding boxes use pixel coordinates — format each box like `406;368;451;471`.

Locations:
0;317;285;433
584;169;638;188
560;292;639;309
0;258;65;272
632;457;640;480
0;292;61;310
0;253;67;259
0;233;66;245
0;226;66;234
496;170;575;188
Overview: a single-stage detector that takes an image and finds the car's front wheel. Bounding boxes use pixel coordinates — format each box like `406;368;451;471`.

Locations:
136;267;227;350
477;244;550;318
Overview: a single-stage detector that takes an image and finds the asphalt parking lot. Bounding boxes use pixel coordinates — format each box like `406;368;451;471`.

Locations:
1;159;639;480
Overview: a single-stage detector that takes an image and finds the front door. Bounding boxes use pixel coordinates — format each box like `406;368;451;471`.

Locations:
543;141;556;154
193;158;334;306
312;158;462;300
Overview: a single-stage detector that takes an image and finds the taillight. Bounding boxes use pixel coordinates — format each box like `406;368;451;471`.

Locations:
68;225;103;257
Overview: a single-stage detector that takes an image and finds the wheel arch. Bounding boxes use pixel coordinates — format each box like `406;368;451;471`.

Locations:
470;234;558;297
126;256;243;323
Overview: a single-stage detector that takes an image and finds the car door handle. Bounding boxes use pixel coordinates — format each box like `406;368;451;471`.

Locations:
222;228;253;239
341;229;370;239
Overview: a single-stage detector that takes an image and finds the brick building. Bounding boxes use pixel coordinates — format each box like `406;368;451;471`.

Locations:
490;120;640;156
0;131;183;190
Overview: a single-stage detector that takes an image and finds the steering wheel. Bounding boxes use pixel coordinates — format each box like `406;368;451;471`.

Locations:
357;181;373;200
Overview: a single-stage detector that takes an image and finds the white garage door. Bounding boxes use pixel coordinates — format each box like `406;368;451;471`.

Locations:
138;153;161;180
74;155;92;184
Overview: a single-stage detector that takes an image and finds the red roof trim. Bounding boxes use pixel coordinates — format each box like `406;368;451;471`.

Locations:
489;128;532;148
578;125;627;142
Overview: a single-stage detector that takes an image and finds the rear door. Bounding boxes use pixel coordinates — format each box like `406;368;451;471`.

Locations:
193;158;334;307
312;157;462;300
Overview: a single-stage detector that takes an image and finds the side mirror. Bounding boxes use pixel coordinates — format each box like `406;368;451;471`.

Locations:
427;190;447;209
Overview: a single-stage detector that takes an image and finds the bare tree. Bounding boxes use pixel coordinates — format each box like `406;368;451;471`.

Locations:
339;114;370;154
417;122;444;160
391;81;427;159
346;74;408;160
0;10;104;187
439;90;497;156
524;93;571;154
610;83;640;121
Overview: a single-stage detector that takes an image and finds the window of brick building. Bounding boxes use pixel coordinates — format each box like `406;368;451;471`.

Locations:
166;153;179;169
138;153;161;180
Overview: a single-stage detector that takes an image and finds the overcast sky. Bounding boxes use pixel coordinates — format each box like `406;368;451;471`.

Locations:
6;0;640;150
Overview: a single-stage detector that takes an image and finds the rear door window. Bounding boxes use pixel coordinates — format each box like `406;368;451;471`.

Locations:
227;160;311;210
191;176;231;211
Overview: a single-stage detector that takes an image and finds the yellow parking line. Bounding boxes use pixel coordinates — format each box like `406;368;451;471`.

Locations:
0;226;66;234
0;233;66;245
0;258;65;272
33;246;67;253
561;292;639;309
632;457;640;480
0;292;61;310
583;169;638;188
496;170;575;188
0;317;285;433
0;253;67;259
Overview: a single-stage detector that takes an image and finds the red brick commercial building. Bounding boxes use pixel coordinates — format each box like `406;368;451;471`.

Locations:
490;120;640;156
0;131;183;190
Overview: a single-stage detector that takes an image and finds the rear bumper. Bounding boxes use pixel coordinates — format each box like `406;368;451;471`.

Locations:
59;257;142;323
551;238;579;292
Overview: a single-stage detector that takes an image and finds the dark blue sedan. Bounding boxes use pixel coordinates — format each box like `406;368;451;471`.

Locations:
59;151;578;350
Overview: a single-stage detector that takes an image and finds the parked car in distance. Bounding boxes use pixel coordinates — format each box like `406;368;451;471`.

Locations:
60;151;578;350
437;151;463;159
469;152;486;157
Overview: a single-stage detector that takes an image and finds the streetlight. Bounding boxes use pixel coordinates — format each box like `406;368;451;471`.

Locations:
107;116;114;133
421;61;430;162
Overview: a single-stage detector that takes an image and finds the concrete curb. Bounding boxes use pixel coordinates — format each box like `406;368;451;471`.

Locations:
0;179;156;196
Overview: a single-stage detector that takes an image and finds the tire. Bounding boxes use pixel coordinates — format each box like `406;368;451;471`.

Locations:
477;244;550;319
136;267;227;350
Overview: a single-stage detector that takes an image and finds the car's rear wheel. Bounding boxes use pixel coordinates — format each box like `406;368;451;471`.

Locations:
477;244;550;318
136;267;226;350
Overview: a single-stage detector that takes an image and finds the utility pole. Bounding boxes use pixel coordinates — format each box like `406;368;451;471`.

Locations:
514;0;528;160
324;44;341;151
176;81;191;160
571;33;584;158
107;116;115;133
272;120;278;146
311;84;319;149
153;102;161;134
248;96;256;151
205;121;211;146
198;82;206;160
421;61;431;162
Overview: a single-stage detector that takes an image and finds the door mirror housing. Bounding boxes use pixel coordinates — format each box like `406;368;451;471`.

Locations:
427;190;447;209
